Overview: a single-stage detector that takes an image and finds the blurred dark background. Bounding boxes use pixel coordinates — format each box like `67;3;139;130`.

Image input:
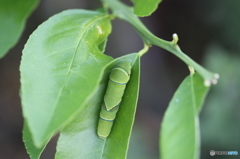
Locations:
0;0;239;158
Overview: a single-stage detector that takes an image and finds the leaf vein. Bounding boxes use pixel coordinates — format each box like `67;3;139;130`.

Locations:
45;14;108;135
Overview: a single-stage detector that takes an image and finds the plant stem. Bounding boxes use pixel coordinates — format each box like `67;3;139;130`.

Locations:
138;44;149;57
102;0;219;86
149;35;219;85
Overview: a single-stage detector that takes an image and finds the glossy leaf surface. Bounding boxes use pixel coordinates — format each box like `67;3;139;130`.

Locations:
0;0;39;58
131;0;162;17
160;73;209;159
55;54;140;159
20;9;113;150
22;122;47;159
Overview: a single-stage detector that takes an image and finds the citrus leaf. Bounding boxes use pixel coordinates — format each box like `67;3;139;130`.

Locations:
131;0;162;17
22;122;47;159
160;73;209;159
0;0;39;58
55;53;140;159
20;9;113;149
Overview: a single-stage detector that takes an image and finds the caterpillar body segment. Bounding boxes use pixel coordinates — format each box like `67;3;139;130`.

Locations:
97;104;119;139
104;62;131;111
97;62;132;139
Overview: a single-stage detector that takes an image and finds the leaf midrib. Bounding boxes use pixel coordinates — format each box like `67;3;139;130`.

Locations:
190;74;198;159
42;14;108;140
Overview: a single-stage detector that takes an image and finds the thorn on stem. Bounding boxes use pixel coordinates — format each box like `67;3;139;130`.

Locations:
172;33;179;45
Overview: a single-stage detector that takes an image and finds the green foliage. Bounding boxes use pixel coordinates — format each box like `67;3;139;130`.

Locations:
22;122;46;159
131;0;162;17
55;54;140;159
11;0;219;158
0;0;39;58
21;9;113;148
160;73;209;159
102;0;218;84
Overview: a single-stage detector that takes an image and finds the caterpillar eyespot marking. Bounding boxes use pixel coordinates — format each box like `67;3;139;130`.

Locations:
97;62;132;139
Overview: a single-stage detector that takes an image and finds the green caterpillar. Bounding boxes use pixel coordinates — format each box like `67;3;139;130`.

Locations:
97;62;132;139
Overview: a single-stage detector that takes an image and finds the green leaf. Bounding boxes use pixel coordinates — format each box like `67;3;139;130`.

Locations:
55;53;140;159
0;0;39;58
22;122;47;159
160;73;209;159
131;0;162;17
20;9;113;149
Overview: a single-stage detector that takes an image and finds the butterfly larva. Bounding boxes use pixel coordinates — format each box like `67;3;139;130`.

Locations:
97;62;132;139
